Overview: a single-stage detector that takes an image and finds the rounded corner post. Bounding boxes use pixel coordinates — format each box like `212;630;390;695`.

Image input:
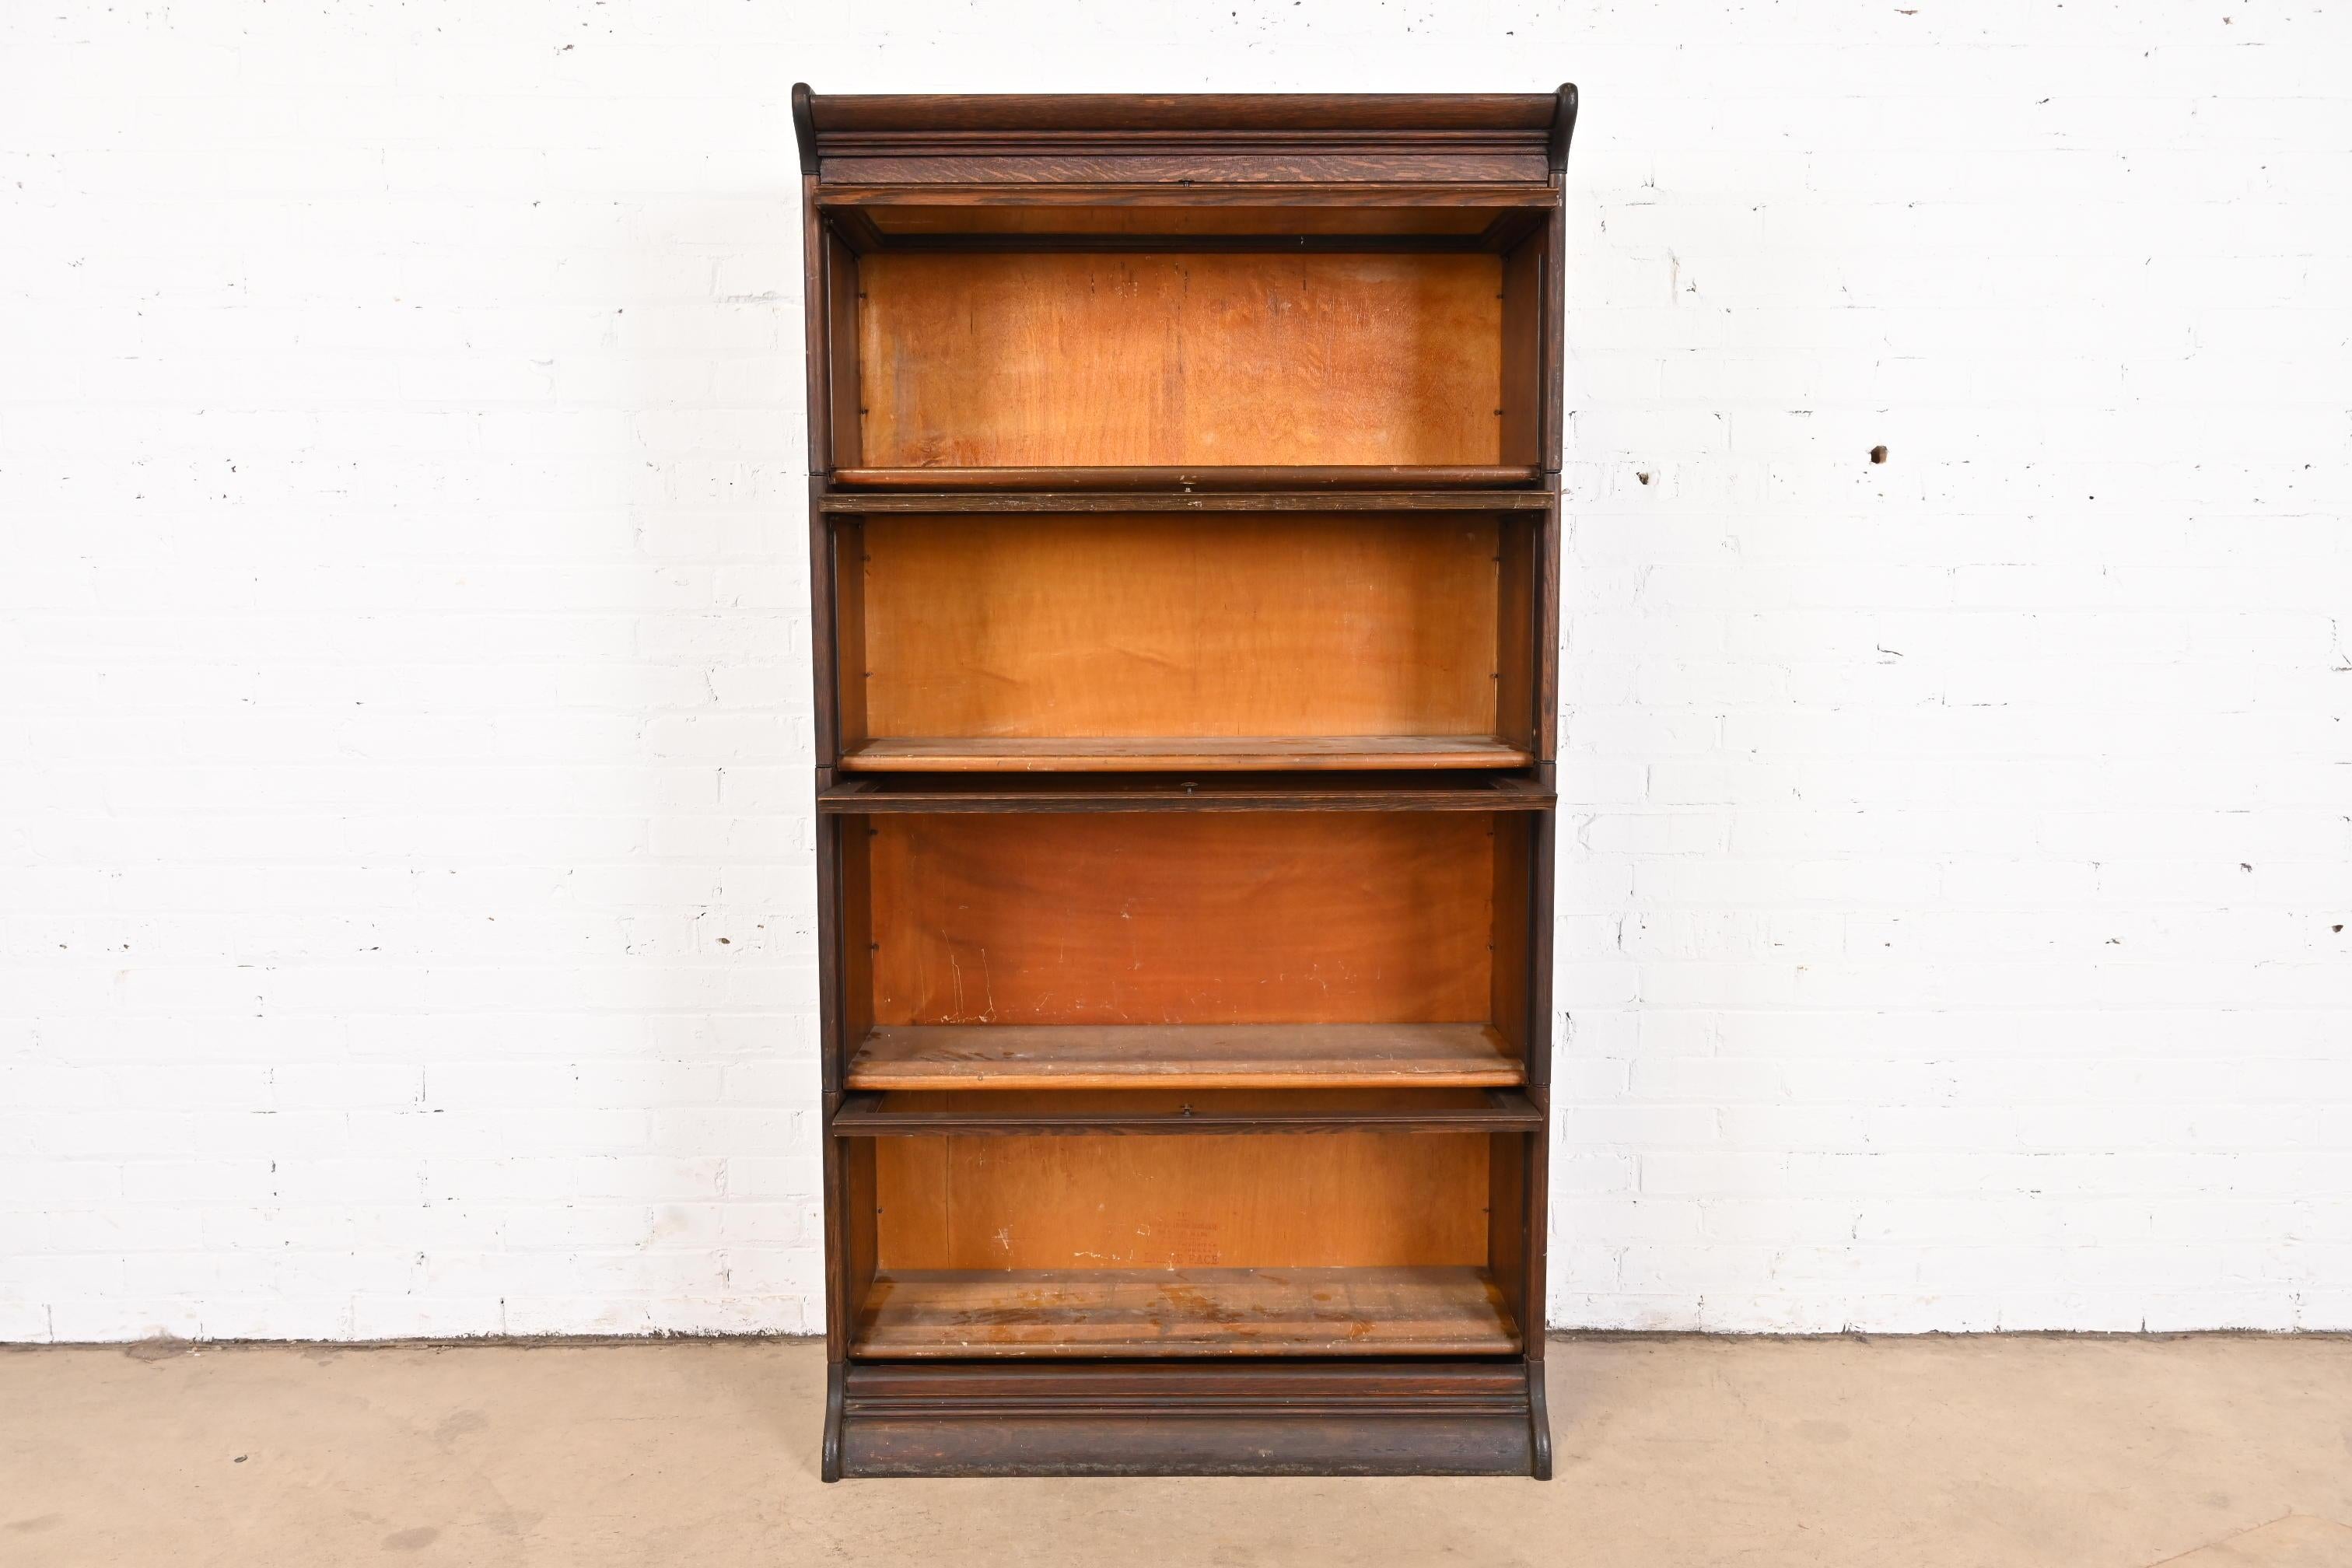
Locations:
1549;83;1579;175
821;1360;846;1482
1527;1357;1554;1480
792;82;819;178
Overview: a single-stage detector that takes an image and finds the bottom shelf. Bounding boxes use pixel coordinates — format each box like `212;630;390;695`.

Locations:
851;1265;1520;1359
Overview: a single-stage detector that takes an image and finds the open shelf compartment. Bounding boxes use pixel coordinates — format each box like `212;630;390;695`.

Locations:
825;249;1543;473
830;807;1538;1090
828;509;1545;772
839;1115;1532;1359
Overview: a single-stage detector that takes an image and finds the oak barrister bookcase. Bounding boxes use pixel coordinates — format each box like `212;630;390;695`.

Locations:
796;85;1577;1479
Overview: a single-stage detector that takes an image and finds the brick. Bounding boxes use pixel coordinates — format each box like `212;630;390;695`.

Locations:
8;1;2351;1344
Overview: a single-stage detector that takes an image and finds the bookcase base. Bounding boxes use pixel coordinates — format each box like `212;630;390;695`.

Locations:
827;1357;1549;1479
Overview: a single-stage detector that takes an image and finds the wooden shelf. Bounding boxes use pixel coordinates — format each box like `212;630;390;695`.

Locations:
819;488;1554;513
821;774;1552;814
840;736;1535;775
846;1024;1523;1091
835;1087;1542;1136
851;1266;1521;1359
831;465;1544;492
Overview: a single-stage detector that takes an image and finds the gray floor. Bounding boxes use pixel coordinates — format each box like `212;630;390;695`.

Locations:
5;1335;2350;1566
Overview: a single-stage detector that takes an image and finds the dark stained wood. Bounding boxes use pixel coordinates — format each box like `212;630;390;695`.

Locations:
821;775;1554;814
860;202;1503;237
827;154;1549;186
833;1087;1543;1135
818;488;1549;513
793;82;817;177
1488;1131;1530;1353
822;232;862;470
807;93;1562;135
1537;499;1563;764
842;1135;878;1328
831;465;1541;491
1496;514;1539;755
827;517;865;767
845;1023;1524;1091
1500;235;1543;469
819;182;1558;213
838;1358;1535;1478
1549;84;1580;173
852;1266;1519;1357
842;737;1531;773
1490;814;1534;1064
800;84;1572;1482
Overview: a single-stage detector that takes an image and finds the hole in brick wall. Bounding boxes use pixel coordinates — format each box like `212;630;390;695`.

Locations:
1870;445;1888;464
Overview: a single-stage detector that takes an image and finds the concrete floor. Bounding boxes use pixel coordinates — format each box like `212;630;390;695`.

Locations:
4;1337;2350;1566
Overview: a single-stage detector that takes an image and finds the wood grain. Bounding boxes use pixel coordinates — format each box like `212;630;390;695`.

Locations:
857;253;1503;467
828;466;1539;491
806;91;1560;134
852;1266;1519;1357
835;1087;1542;1134
836;1357;1537;1477
822;774;1554;814
861;203;1501;237
841;738;1534;772
874;1129;1489;1269
818;488;1550;512
845;512;1514;751
846;1024;1521;1090
864;811;1497;1025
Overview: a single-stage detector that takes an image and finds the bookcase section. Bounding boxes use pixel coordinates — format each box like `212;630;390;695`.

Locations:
857;253;1503;470
834;511;1541;770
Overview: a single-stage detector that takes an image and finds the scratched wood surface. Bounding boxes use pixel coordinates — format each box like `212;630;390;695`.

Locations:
852;1265;1518;1356
846;1024;1521;1090
856;252;1504;467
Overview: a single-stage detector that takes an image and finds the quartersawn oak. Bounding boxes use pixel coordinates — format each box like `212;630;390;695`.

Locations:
802;84;1573;1481
846;1023;1523;1090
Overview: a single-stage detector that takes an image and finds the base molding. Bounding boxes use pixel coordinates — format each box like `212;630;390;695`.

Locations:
831;1357;1545;1478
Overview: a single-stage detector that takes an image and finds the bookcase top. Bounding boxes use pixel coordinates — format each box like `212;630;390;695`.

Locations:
793;84;1578;184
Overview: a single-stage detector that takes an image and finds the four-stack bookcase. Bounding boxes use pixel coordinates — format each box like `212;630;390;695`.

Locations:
796;85;1577;1479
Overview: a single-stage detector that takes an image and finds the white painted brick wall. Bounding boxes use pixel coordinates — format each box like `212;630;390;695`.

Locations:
3;2;2347;1342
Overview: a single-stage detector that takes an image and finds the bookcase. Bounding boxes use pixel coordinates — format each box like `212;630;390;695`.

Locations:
796;86;1576;1479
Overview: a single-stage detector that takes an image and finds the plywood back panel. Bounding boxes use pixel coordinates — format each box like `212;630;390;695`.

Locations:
875;1130;1490;1269
857;253;1505;467
855;513;1503;743
864;812;1498;1026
